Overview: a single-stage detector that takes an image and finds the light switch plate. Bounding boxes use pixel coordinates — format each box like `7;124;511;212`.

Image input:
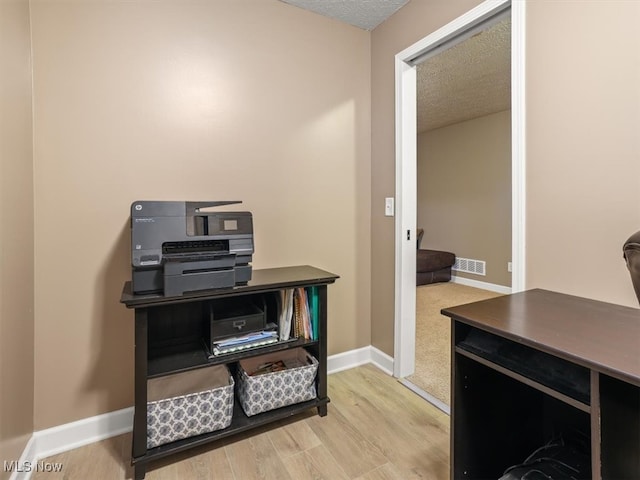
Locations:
385;197;394;217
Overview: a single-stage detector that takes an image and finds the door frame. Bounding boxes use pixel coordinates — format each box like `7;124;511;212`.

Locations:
393;0;526;378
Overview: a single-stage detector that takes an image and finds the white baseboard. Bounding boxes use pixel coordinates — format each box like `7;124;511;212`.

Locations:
9;407;133;480
451;275;512;295
326;345;394;376
33;407;134;461
8;435;37;480
12;345;394;479
327;346;372;374
368;346;394;375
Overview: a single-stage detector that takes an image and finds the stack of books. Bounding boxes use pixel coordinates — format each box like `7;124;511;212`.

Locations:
211;330;278;356
278;287;319;341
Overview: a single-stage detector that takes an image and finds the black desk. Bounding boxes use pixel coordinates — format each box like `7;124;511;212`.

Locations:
442;289;640;480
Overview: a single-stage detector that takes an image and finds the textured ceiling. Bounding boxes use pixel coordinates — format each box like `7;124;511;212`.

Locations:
417;18;511;133
278;1;511;133
279;0;410;30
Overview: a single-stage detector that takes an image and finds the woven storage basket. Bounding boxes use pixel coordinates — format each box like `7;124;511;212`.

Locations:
147;364;234;448
236;348;318;417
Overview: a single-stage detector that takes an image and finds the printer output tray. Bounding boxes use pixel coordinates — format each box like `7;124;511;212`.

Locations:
133;253;252;296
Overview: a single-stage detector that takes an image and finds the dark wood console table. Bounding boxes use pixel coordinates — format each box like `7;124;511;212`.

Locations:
442;289;640;480
121;265;339;480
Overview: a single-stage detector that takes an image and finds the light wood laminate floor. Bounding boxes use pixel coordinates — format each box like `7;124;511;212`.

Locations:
33;364;450;480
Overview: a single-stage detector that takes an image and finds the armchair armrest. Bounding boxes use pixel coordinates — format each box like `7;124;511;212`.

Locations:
623;230;640;305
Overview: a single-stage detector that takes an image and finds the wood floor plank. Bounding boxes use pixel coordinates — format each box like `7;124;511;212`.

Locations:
328;365;449;478
334;365;450;459
355;462;449;480
353;462;429;480
330;365;449;442
338;364;449;430
30;451;68;480
31;435;126;480
268;414;322;459
28;366;450;480
224;430;293;480
306;403;388;478
147;442;234;480
283;444;350;480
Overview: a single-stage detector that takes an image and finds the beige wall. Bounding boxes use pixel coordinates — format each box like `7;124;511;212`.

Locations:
4;0;639;446
418;110;512;287
30;0;371;430
371;0;484;356
0;0;35;473
372;0;640;357
525;0;640;306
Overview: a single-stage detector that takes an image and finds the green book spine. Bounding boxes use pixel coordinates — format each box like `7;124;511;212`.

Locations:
310;286;319;341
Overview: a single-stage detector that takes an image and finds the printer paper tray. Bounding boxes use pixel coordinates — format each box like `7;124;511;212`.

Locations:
164;269;236;297
163;264;252;296
164;254;236;276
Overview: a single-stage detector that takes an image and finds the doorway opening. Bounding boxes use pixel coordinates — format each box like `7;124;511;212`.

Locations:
393;0;526;409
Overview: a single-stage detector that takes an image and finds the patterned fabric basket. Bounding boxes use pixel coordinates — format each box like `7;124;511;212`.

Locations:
147;364;234;448
236;348;318;417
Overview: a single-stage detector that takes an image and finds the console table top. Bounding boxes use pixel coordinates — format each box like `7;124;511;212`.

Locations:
442;288;640;386
120;265;339;308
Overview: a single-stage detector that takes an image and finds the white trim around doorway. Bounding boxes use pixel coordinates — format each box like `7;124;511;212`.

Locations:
393;0;526;379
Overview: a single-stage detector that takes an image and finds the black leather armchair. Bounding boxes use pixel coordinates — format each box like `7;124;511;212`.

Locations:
623;230;640;305
416;228;456;285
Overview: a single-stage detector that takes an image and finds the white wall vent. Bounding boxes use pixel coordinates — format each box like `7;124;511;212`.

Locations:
453;257;486;276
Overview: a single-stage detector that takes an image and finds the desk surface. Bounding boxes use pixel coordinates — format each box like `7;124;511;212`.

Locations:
442;289;640;386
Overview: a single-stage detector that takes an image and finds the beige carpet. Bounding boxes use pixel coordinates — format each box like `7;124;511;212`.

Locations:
406;282;503;407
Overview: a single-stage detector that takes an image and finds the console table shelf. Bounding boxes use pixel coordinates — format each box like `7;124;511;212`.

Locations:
146;337;317;378
121;265;338;480
442;289;640;480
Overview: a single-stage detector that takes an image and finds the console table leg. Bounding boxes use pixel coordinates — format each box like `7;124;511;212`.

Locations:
134;464;146;480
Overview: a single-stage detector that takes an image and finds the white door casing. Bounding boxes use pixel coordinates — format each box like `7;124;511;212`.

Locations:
393;0;526;378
